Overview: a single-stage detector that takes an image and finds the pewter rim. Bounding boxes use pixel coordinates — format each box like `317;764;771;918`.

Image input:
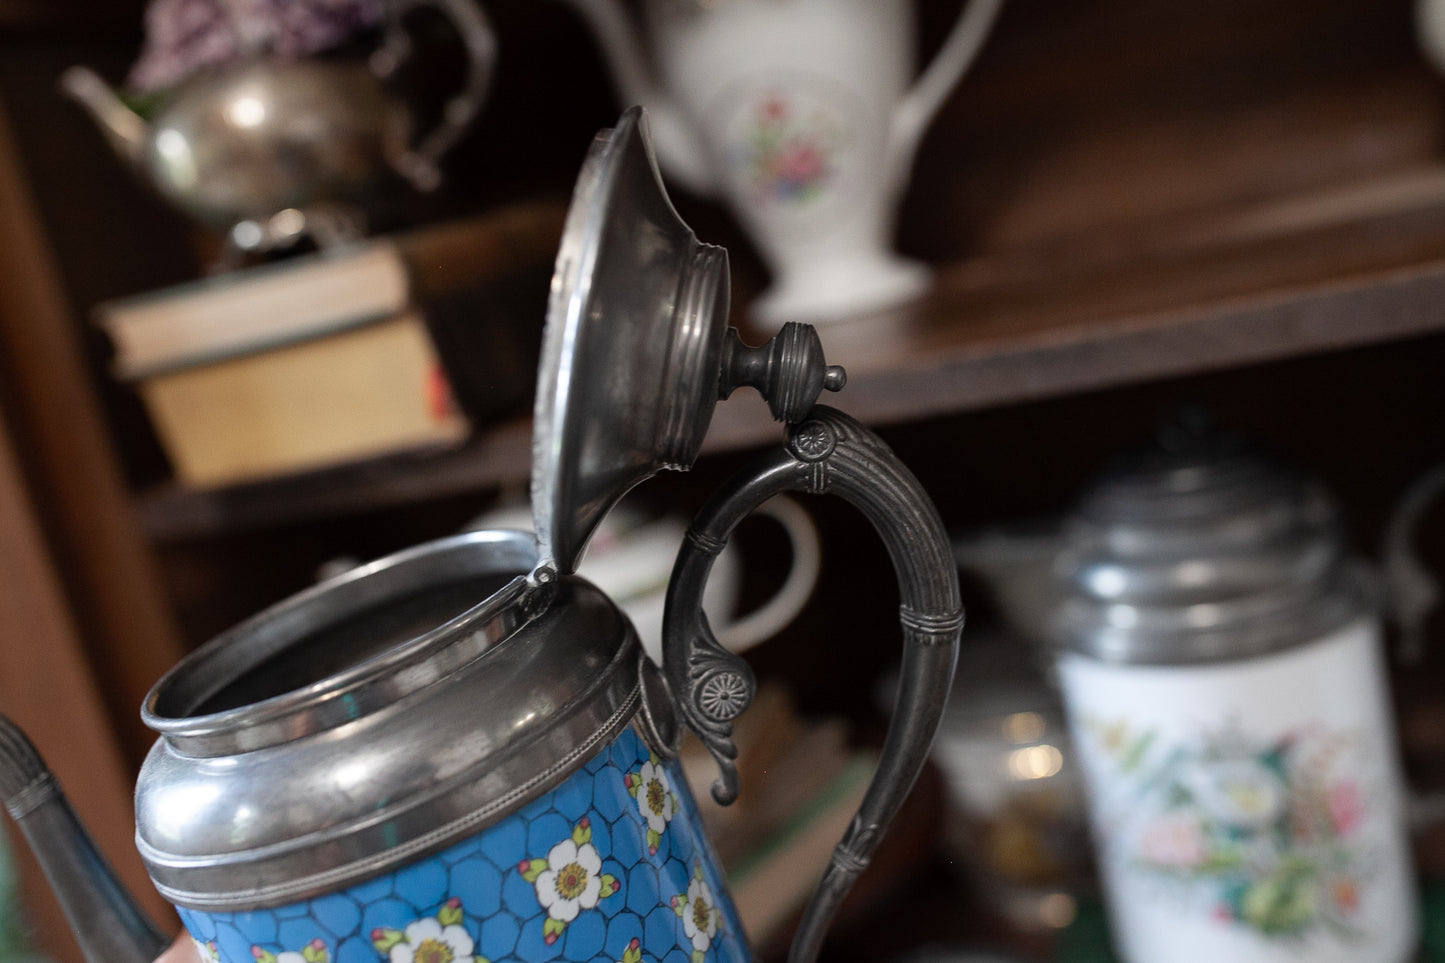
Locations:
136;571;646;909
658;242;728;471
143;528;540;757
142;683;642;911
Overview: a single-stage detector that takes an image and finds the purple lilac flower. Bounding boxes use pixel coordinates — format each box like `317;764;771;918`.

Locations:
127;0;385;92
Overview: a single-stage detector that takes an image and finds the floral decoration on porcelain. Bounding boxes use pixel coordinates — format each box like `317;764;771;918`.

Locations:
193;939;221;963
370;897;487;963
250;939;328;963
671;862;725;963
128;0;385;93
519;817;621;945
737;94;843;206
625;754;679;855
1087;718;1372;939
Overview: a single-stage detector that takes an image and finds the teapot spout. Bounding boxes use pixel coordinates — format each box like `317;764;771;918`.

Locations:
559;0;717;197
58;66;151;167
0;715;170;963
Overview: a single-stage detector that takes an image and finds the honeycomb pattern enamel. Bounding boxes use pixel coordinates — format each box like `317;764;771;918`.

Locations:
177;729;748;963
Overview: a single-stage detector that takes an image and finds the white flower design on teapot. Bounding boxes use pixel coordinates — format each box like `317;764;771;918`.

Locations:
519;818;622;945
627;755;679;854
370;898;486;963
672;863;725;963
249;939;329;963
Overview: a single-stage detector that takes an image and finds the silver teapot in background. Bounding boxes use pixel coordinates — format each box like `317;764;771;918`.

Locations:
60;0;496;265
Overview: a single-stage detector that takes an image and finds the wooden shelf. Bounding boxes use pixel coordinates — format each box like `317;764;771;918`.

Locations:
135;200;1445;541
132;0;1445;541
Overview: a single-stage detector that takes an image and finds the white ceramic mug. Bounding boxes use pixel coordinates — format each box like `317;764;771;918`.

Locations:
470;494;820;663
561;0;1006;326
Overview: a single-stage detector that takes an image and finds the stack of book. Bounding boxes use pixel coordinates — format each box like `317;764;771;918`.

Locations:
94;203;564;489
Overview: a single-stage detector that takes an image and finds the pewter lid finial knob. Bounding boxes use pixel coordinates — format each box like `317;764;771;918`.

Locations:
717;322;846;424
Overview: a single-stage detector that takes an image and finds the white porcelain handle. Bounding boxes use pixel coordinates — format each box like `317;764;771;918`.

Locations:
885;0;1006;193
1383;462;1445;665
717;494;821;651
556;0;719;196
1418;0;1445;74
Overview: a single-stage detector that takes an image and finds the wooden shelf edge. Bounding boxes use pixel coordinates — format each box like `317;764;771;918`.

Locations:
814;257;1445;430
136;249;1445;543
136;419;533;542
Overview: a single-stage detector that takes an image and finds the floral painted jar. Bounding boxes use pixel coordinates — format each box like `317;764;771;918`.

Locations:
1049;422;1419;963
0;107;960;963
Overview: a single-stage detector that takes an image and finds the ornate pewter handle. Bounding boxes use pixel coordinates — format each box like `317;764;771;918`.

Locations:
371;0;498;191
662;405;962;963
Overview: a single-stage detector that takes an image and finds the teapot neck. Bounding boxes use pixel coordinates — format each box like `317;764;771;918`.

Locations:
135;532;650;912
59;66;150;165
143;531;537;757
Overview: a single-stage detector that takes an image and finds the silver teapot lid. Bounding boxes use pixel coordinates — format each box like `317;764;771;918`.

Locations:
529;107;842;575
1052;416;1369;664
530;106;731;576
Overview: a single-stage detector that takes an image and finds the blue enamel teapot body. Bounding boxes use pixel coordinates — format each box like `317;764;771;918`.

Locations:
139;530;749;963
0;109;961;963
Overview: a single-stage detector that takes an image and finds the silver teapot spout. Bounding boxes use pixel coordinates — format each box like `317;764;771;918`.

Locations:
0;715;170;963
58;66;151;168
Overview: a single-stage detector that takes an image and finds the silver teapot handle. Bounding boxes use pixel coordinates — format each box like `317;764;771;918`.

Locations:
1384;462;1445;665
371;0;498;191
662;405;962;963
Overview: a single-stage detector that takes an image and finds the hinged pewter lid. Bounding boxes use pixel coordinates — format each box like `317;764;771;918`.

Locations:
530;106;732;576
1052;415;1369;664
530;106;846;576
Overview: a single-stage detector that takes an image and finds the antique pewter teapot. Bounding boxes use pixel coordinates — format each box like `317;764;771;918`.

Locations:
60;0;495;260
0;108;961;963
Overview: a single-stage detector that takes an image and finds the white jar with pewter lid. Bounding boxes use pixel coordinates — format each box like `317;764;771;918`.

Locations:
1050;424;1419;963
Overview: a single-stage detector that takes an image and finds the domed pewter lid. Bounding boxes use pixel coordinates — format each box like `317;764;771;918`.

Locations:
1052;420;1370;664
529;106;843;576
531;106;731;576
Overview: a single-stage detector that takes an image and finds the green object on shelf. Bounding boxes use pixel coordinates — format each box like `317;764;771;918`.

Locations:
1058;879;1445;963
1052;900;1117;963
0;830;46;962
1420;877;1445;962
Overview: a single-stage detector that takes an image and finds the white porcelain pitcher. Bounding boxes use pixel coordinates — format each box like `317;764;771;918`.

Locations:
470;494;821;662
561;0;1005;326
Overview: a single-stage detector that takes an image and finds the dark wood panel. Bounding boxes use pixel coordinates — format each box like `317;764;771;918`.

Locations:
0;390;175;963
0;94;185;762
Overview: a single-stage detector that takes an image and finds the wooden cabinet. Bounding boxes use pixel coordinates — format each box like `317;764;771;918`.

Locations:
3;0;1445;960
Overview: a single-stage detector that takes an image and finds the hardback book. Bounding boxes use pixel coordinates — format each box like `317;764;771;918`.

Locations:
129;308;469;488
98;240;412;380
91;203;566;489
